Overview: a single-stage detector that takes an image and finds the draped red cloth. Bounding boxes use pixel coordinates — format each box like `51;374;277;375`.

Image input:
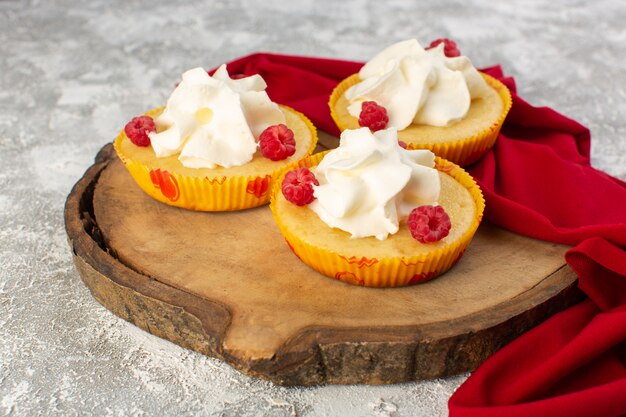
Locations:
217;53;626;417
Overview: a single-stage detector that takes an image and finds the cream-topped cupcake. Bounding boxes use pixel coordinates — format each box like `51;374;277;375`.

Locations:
329;39;511;166
271;127;484;287
115;66;317;211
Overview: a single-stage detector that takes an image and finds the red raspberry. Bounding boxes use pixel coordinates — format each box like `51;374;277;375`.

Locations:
259;124;296;161
124;116;156;147
358;101;389;132
281;167;319;206
398;140;408;149
426;38;461;58
407;205;452;243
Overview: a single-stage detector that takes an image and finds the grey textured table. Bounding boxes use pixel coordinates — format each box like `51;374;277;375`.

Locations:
1;1;624;416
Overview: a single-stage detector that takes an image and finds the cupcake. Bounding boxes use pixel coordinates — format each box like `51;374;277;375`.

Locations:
114;65;317;211
270;127;484;287
329;39;512;167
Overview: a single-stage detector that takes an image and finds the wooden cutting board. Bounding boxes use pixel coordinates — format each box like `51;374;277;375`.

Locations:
64;139;581;386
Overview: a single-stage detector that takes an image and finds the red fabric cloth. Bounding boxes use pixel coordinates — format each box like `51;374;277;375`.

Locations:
216;53;626;417
450;66;626;417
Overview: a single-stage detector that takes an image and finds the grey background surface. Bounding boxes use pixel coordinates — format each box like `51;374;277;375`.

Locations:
1;0;625;416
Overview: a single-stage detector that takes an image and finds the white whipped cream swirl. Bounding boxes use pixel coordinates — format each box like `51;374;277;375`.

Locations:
345;39;491;129
309;128;440;240
149;66;285;169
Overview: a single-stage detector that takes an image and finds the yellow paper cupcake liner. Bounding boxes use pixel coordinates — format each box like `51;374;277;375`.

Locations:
114;106;318;211
270;155;485;287
329;72;512;167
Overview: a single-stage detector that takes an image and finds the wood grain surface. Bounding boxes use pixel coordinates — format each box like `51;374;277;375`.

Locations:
64;142;582;385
